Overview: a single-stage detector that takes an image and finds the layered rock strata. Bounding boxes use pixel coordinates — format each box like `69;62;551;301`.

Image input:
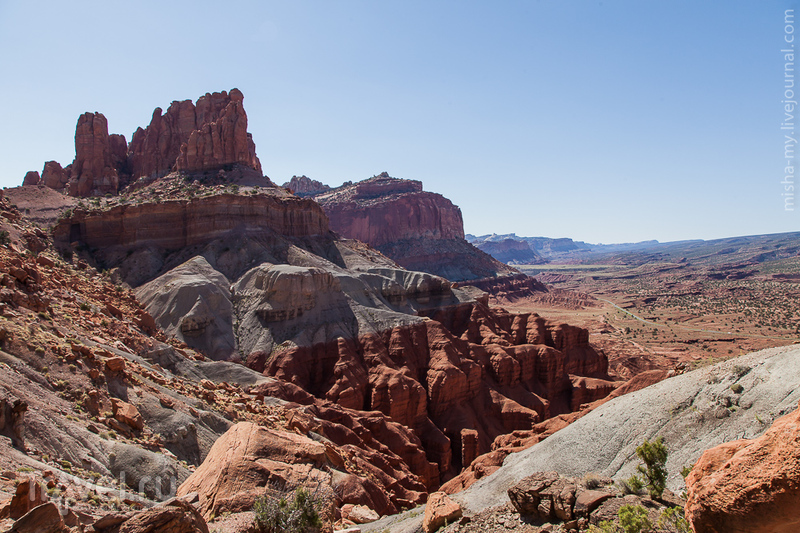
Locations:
314;174;519;281
53;193;328;250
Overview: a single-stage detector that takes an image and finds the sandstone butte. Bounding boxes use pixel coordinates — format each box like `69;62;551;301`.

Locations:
312;173;526;282
23;88;261;198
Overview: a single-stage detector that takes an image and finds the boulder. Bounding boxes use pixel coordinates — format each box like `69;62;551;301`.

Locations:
686;400;800;533
177;422;329;520
111;398;144;431
117;499;209;533
0;479;45;519
423;492;462;533
9;502;65;533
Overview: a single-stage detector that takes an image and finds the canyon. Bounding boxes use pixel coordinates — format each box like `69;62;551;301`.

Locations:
2;88;797;533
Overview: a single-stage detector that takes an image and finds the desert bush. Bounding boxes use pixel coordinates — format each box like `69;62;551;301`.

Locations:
589;504;651;533
618;475;645;495
253;484;327;533
634;436;668;498
657;506;691;533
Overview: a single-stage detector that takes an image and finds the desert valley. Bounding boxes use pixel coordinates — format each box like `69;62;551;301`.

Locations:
0;88;798;533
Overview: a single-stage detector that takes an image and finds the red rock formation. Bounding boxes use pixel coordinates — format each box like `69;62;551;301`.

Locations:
423;492;462;533
22;171;39;186
129;100;199;180
25;88;263;194
314;174;518;282
40;161;70;191
685;400;800;533
318;174;464;245
175;89;261;173
283;175;331;196
52;192;329;250
253;298;610;487
129;89;260;180
68;112;121;197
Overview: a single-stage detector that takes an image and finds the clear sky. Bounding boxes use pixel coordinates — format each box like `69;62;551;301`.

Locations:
0;1;795;243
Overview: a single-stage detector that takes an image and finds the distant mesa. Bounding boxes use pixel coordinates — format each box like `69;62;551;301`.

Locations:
473;238;546;265
22;88;262;197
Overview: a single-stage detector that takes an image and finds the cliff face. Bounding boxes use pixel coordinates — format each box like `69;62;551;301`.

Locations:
318;175;464;245
24;89;261;197
53;192;328;251
314;174;518;281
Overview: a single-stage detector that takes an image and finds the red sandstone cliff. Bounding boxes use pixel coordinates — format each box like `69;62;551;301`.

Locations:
314;173;519;282
52;192;328;250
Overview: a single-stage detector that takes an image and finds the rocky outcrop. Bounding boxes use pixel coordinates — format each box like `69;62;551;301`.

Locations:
41;161;70;191
283;175;331;196
69;112;121;197
24;88;263;195
53;192;328;251
317;174;463;246
129;100;199;180
129;89;261;180
175;89;261;174
685;400;800;533
22;171;39;186
312;174;517;281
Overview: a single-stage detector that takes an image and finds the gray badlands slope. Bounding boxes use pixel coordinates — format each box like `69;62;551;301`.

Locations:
456;344;800;512
365;344;800;531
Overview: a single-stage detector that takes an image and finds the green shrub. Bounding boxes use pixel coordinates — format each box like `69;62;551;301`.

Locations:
589;505;651;533
618;475;645;495
634;436;668;498
253;485;326;533
657;506;691;533
730;383;744;394
619;505;652;533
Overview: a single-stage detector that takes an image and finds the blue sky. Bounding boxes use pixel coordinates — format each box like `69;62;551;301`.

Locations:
0;1;795;243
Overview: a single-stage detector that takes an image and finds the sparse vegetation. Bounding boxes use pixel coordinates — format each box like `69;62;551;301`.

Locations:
252;484;327;533
623;436;668;499
590;504;651;533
